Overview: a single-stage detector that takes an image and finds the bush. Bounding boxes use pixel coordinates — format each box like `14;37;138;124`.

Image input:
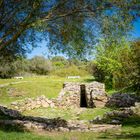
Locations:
51;56;68;69
0;58;29;78
91;39;140;91
51;65;89;77
29;56;52;75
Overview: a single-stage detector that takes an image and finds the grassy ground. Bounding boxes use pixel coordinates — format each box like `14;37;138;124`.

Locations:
0;76;140;140
0;76;93;105
24;107;112;120
0;125;139;140
0;76;111;121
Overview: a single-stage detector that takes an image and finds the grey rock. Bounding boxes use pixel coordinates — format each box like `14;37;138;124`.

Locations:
106;93;135;108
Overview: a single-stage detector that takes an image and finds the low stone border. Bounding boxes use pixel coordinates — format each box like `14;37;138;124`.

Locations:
90;103;139;125
11;95;55;111
0;119;121;132
0;105;122;132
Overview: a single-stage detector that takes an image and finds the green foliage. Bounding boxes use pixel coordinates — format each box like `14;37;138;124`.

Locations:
51;57;90;77
0;57;29;78
92;39;139;91
51;65;89;77
1;0;140;59
51;56;68;69
130;41;140;94
0;55;90;78
29;56;52;75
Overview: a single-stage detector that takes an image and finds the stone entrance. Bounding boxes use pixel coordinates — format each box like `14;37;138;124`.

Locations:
57;81;108;108
80;85;87;107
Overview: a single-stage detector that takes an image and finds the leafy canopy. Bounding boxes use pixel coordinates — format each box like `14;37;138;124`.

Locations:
0;0;140;58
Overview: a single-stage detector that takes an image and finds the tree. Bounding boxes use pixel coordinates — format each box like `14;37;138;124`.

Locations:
93;38;140;92
131;40;140;93
93;39;130;89
0;57;28;78
51;56;68;69
29;56;52;75
0;0;140;57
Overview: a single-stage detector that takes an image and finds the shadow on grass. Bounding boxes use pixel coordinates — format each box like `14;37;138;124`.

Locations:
0;105;67;134
98;132;140;139
121;115;140;126
0;122;26;133
111;115;140;140
0;113;27;133
99;119;140;139
0;106;140;140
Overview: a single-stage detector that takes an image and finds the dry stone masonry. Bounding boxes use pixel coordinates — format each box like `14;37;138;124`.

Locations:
10;81;108;111
11;95;55;112
57;81;108;108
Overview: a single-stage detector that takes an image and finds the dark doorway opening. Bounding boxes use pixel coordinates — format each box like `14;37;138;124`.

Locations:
80;85;87;107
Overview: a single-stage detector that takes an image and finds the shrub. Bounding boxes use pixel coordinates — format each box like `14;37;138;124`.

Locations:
29;56;52;75
51;65;89;77
92;39;139;91
0;58;29;78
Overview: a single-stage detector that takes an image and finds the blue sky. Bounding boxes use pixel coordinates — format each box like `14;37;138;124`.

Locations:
27;40;49;59
27;20;140;58
131;20;140;38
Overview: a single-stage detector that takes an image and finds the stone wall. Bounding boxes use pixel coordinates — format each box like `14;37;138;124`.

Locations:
63;82;80;94
56;92;80;108
58;81;108;108
57;82;80;108
85;82;107;107
11;95;55;111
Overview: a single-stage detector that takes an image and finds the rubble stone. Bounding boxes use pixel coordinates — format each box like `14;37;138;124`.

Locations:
0;105;122;132
106;93;135;107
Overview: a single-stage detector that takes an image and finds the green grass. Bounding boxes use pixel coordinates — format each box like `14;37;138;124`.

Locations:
79;108;112;120
0;76;140;140
0;76;94;105
23;107;111;121
106;89;117;96
0;78;20;84
24;107;76;120
0;126;139;140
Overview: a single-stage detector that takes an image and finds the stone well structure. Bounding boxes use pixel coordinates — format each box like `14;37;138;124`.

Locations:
57;82;108;108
